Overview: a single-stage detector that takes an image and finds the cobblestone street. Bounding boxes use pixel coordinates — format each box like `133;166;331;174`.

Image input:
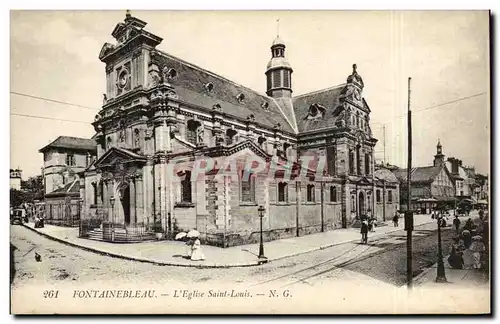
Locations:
11;221;458;290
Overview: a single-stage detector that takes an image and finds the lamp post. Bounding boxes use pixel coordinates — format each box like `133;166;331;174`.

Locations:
110;196;115;242
257;205;267;264
79;198;84;227
436;209;447;283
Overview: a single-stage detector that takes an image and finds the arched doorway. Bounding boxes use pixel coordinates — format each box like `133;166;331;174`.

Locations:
358;191;365;218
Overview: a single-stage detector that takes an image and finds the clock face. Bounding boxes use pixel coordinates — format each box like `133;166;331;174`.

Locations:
118;70;128;88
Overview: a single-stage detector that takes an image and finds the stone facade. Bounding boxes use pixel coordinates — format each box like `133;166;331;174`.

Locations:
80;13;398;246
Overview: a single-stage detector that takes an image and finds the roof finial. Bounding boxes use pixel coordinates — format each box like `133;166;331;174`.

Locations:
126;9;131;19
276;18;280;37
353;63;357;74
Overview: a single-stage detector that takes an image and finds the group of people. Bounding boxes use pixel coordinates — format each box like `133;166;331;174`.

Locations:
447;211;488;270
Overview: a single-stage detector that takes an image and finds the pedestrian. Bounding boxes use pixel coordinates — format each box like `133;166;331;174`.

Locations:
392;211;399;227
360;219;369;244
190;238;205;261
369;217;377;232
463;218;474;232
461;229;472;249
447;237;464;269
470;236;485;269
453;215;461;235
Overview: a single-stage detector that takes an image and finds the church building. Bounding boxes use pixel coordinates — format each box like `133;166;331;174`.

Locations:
80;12;399;246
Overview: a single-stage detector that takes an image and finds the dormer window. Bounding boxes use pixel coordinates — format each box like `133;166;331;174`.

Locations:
305;104;326;120
167;68;178;80
236;93;245;103
205;82;214;92
261;101;270;111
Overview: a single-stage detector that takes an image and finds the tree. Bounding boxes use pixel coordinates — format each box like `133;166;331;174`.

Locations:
19;175;44;203
10;189;26;208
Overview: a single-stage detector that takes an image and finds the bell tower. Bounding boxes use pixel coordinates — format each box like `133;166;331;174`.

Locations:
265;22;293;98
433;139;445;166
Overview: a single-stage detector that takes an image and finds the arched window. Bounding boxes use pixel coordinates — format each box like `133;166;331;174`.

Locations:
241;171;255;202
376;190;381;203
282;142;291;158
388;190;393;203
351;195;356;210
330;186;337;202
278;182;288;202
180;171;192;203
226;129;237;146
307;184;315;202
356;146;361;175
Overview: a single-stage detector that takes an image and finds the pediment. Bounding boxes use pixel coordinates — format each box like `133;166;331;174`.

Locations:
94;147;146;169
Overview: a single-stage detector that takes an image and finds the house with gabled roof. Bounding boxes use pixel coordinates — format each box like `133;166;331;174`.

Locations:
80;12;398;246
392;140;456;213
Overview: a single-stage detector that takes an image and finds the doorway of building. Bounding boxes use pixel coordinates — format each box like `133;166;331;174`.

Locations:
120;185;131;226
359;191;365;218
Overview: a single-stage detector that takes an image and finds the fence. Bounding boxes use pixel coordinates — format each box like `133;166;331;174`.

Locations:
79;214;158;242
44;201;81;227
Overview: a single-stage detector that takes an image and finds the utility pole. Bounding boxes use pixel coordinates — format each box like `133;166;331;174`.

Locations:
406;77;414;290
383;124;386;164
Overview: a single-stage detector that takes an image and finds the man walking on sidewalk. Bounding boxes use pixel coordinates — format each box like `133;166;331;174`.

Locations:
392;211;399;227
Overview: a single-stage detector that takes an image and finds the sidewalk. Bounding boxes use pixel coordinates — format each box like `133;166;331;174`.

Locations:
411;256;490;289
22;214;433;268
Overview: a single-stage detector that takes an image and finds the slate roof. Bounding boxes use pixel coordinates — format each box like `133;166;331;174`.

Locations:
292;85;346;133
373;168;399;183
392;166;443;183
39;136;97;153
153;50;296;134
45;179;80;198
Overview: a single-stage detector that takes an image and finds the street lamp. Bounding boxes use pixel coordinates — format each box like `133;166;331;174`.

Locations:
435;209;447;283
110;196;115;242
257;205;267;264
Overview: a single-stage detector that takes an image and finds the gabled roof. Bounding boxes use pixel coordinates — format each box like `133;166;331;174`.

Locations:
292;84;346;133
39;136;97;153
45;179;80;198
393;165;443;183
152;50;296;134
94;146;146;168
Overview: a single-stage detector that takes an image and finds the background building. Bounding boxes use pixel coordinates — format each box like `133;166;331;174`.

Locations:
10;168;22;190
39;136;97;226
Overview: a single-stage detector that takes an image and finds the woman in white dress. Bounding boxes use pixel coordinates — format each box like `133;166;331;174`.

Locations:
190;238;205;261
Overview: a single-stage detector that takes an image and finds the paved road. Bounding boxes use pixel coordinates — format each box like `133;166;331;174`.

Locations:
10;221;454;290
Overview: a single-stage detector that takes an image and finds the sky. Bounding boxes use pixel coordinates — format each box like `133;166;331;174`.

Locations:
10;10;490;178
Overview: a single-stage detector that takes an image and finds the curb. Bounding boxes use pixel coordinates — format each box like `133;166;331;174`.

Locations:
22;219;435;268
21;224;258;269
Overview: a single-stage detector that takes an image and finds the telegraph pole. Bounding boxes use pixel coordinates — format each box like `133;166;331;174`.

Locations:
406;77;414;290
383;124;386;164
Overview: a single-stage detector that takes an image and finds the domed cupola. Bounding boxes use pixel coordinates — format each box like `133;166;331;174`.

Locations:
265;34;293;98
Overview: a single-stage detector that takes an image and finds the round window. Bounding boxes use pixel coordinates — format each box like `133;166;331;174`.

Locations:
118;70;128;88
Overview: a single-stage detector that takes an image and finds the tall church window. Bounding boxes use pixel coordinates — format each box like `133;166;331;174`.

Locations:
365;153;370;175
349;149;355;174
180;171;192;203
330;186;337;202
241;171;256;203
186;120;203;146
307;184;315;202
278;182;288;202
356;146;362;175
